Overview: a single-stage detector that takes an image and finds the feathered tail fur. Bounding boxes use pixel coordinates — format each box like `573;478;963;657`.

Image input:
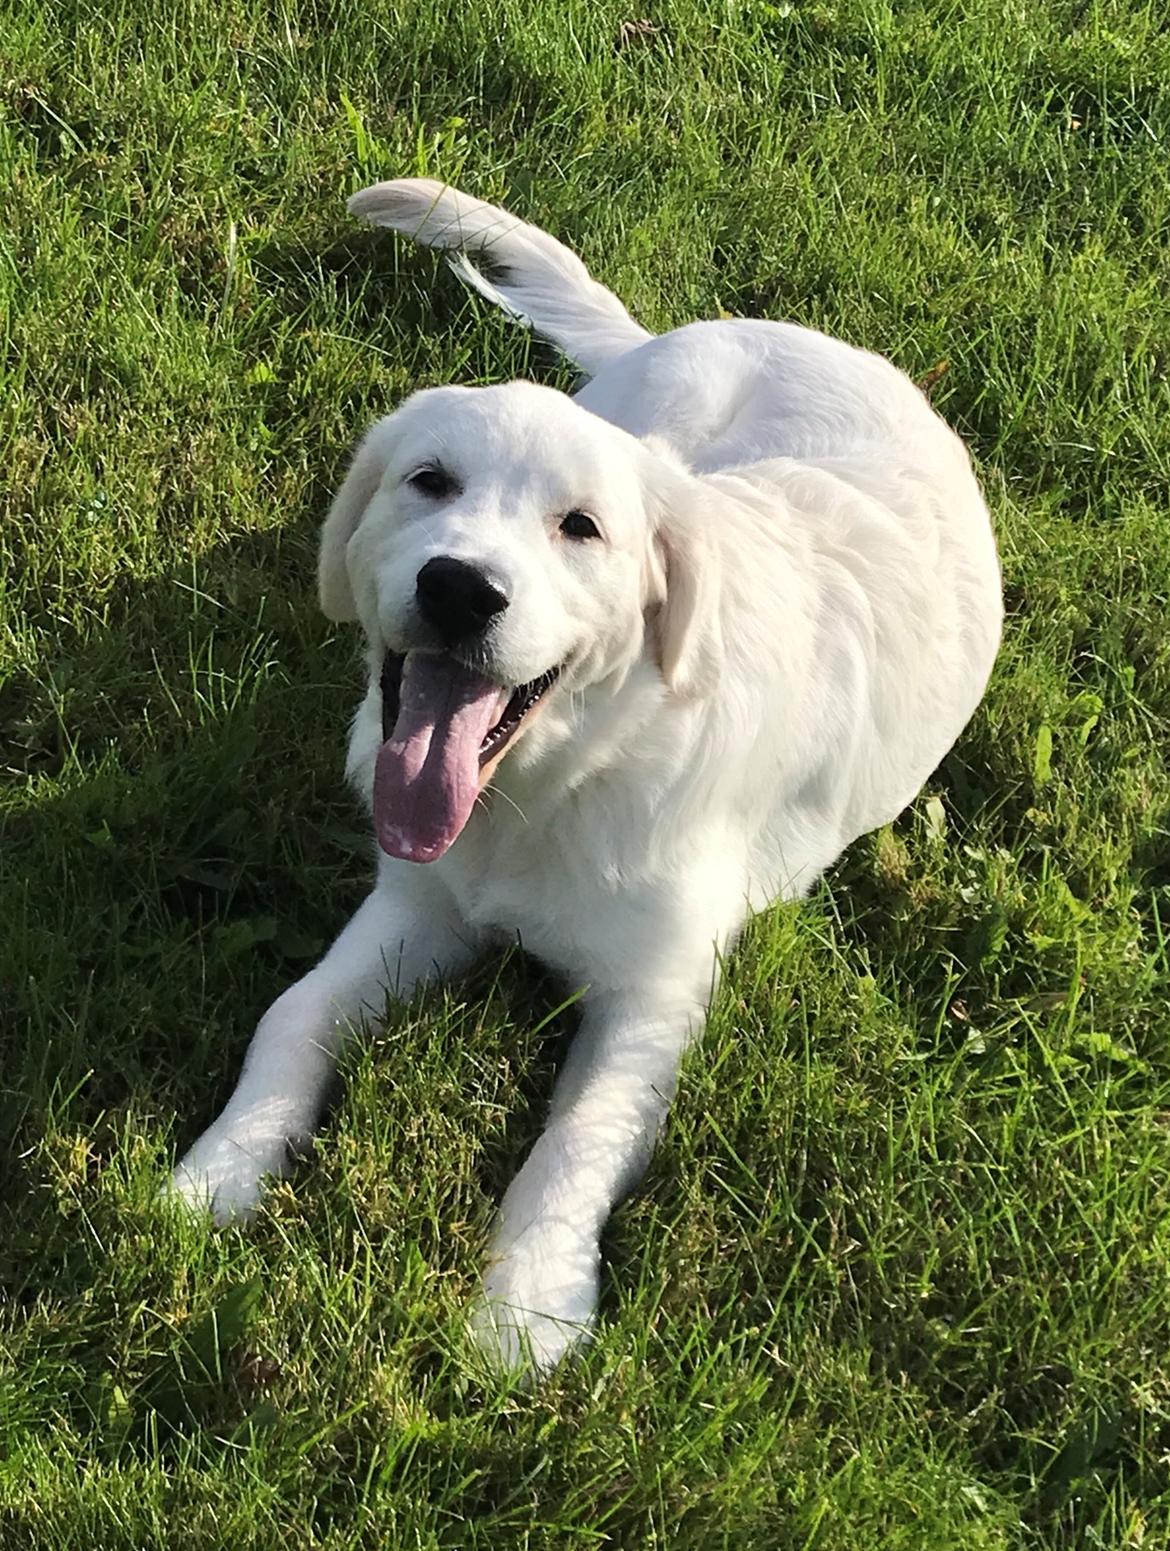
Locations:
347;179;651;378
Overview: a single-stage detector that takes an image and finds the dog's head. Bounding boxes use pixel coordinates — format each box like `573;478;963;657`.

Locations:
319;380;721;862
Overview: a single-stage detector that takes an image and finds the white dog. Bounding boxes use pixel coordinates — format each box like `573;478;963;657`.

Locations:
173;180;1002;1371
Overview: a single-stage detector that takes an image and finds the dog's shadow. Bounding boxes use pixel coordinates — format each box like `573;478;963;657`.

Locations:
2;521;353;1140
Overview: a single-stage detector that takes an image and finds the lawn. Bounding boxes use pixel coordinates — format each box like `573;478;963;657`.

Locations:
2;0;1169;1545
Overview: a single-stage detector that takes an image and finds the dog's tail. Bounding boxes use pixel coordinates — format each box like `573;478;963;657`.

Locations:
347;179;652;377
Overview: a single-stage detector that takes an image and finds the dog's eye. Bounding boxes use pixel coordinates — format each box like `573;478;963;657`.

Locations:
408;466;457;499
560;510;600;541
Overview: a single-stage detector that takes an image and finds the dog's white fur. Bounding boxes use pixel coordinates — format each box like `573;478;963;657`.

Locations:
172;181;1002;1372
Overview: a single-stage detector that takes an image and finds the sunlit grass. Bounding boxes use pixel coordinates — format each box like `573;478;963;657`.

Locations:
2;1;1168;1544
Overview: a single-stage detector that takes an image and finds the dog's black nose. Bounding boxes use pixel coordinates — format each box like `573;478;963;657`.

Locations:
415;557;510;643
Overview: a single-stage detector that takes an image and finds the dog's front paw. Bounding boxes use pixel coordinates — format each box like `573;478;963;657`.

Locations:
471;1230;601;1376
167;1124;292;1224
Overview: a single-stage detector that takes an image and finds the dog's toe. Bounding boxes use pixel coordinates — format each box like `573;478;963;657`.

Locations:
470;1296;594;1377
166;1127;291;1224
470;1241;600;1377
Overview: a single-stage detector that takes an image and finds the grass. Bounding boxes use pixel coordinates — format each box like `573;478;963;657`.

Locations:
2;0;1169;1544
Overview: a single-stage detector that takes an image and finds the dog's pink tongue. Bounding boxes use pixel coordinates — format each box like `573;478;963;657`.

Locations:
374;653;506;863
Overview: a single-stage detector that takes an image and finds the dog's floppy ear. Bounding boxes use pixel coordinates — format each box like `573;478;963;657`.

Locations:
643;456;724;698
318;420;396;622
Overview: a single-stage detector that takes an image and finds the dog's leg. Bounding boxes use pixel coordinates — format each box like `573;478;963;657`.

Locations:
170;872;476;1222
473;981;710;1374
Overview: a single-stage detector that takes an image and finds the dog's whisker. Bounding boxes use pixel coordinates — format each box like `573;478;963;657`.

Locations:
488;784;529;825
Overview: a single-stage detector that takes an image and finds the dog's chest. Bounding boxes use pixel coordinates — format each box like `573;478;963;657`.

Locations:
437;781;647;977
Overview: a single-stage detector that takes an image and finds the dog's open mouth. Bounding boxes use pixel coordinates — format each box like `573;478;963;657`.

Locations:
374;650;559;864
